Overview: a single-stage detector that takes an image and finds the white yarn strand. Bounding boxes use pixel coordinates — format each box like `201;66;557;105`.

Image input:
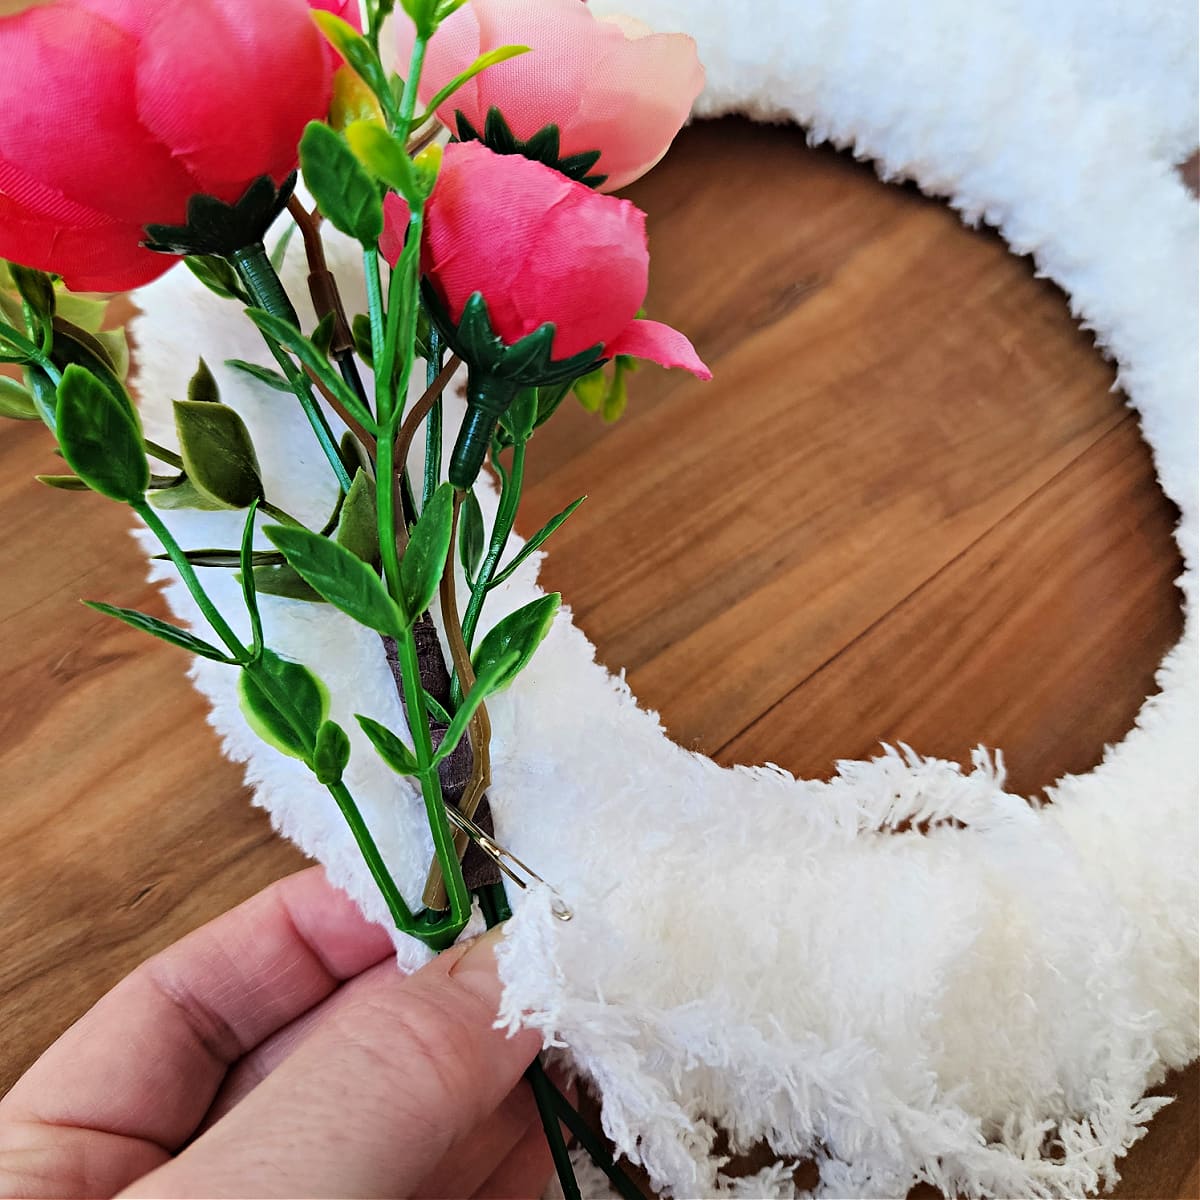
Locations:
130;2;1198;1195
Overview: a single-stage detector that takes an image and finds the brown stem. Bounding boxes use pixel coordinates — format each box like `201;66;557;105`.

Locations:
423;489;493;910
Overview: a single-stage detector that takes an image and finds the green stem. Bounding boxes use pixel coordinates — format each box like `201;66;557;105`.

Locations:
397;35;428;137
455;439;526;703
260;500;306;528
229;243;352;494
136;501;245;659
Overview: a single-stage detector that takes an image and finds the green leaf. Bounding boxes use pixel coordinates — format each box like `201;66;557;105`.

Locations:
174;399;264;509
603;360;630;422
243;307;372;432
0;375;37;420
432;650;519;764
184;255;250;303
400;482;452;620
534;380;573;430
313;11;394;113
188;358;220;405
226;358;293;392
346;121;423;204
416;45;529;123
458;487;485;582
311;312;337;359
473;593;560;693
314;719;352;785
23;366;58;430
9;264;55;326
270;221;298;272
84;600;230;662
36;473;90;491
150;476;234;512
248;562;325;602
491;496;585;587
336;468;379;563
151;547;284;568
355;714;419;776
265;524;405;636
239;649;330;762
55;364;148;503
424;691;451;724
299;121;384;246
240;500;264;660
499;388;538;443
573;366;607;413
351;314;375;367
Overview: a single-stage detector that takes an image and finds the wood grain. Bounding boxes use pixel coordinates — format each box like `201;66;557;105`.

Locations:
0;116;1194;1197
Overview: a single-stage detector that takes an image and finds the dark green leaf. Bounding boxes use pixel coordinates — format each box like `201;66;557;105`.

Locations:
226;358;294;393
491;496;585;587
400;482;452;620
184;255;250;303
0;375;37;420
351;314;375;367
55;364;148;503
50;320;130;411
472;593;560;693
9;264;55;325
248;562;325;602
150;476;234;512
458;487;485;582
423;691;451;724
417;45;529;122
151;547;285;568
336;468;379;563
239;649;330;761
432;650;519;764
84;600;230;662
188;358;220;405
23;366;58;430
174;399;264;509
314;719;352;785
356;714;418;776
240;500;264;660
265;524;404;636
534;380;572;430
499;388;538;443
299;121;384;246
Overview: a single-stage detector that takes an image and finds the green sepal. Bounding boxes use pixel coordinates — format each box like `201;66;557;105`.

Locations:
239;649;330;762
472;592;560;693
84;600;232;663
314;719;352;785
187;358;220;405
336;468;380;564
400;482;453;620
458;487;485;582
184;256;251;303
226;359;293;392
356;714;419;776
174;399;264;509
491;496;585;588
265;524;406;636
55;364;148;503
299;121;384;246
144;173;298;258
0;375;37;420
432;649;518;764
454;109;607;188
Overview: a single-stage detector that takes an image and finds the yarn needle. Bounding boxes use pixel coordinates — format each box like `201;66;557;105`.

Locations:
443;804;574;921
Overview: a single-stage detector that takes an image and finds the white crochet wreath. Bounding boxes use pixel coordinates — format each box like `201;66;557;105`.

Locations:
130;1;1199;1196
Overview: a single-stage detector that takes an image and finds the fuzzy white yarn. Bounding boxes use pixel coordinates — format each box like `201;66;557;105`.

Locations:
129;2;1199;1196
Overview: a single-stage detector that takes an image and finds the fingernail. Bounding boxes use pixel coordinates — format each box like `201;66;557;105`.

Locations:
448;923;506;985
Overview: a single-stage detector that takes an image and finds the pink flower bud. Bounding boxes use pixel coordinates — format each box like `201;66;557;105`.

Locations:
0;0;337;291
382;140;710;379
397;0;704;192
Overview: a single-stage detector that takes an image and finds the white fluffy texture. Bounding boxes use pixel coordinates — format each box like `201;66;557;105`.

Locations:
130;1;1199;1195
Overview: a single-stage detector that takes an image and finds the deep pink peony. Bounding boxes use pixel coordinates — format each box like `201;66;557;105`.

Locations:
397;0;704;192
0;0;337;292
382;141;710;378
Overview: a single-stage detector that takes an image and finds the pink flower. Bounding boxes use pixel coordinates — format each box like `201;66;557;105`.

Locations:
0;0;336;291
397;0;704;192
382;141;710;378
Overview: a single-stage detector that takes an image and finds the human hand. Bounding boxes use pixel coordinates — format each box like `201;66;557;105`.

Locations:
0;867;554;1198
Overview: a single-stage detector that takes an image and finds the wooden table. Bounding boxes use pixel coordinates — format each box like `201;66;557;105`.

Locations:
1;118;1195;1197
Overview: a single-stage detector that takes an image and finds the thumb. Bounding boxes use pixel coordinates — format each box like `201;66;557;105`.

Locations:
122;926;543;1199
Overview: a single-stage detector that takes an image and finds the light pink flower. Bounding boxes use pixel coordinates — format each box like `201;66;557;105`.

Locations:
0;0;336;291
382;141;710;378
397;0;704;191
